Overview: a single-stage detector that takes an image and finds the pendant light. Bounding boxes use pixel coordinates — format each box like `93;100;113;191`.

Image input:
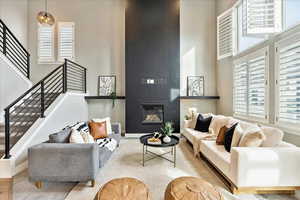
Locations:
37;0;55;26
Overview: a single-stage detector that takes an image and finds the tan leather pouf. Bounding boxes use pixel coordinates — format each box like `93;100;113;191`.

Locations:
97;177;151;200
165;177;224;200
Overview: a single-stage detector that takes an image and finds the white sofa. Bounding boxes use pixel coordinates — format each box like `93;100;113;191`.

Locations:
182;113;300;194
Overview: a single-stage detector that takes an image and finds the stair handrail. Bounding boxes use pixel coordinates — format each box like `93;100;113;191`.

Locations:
0;19;30;78
3;59;87;159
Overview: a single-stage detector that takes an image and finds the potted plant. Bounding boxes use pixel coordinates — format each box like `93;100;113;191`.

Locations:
161;122;174;143
110;92;117;108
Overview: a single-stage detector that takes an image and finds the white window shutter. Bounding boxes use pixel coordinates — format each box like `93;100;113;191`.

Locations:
248;51;268;119
217;8;235;60
243;0;282;35
233;61;248;116
233;47;269;121
58;22;75;62
38;25;55;63
276;38;300;127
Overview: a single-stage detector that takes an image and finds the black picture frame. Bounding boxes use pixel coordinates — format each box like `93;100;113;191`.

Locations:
98;75;116;96
187;76;204;96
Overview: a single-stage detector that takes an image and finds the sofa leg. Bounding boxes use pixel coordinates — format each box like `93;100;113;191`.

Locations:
35;181;42;189
91;180;96;187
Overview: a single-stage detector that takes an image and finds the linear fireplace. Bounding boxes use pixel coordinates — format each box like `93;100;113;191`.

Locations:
142;104;164;124
125;0;180;133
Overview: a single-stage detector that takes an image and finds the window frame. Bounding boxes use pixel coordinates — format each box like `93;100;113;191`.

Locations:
233;46;270;123
217;7;237;60
37;24;55;64
57;22;75;62
275;32;300;132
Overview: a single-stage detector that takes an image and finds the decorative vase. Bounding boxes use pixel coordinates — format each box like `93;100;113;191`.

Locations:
163;135;171;143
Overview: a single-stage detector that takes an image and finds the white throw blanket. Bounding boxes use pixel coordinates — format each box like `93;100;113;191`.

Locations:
96;138;117;151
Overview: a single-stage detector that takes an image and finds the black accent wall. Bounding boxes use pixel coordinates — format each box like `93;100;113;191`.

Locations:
126;0;180;133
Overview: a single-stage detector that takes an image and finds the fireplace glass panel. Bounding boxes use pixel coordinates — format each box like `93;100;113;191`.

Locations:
141;104;164;124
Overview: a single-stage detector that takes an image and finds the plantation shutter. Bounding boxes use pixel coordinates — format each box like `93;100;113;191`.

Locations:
234;62;248;116
217;9;234;60
38;25;55;63
276;40;300;126
243;0;282;35
58;22;75;62
248;54;267;119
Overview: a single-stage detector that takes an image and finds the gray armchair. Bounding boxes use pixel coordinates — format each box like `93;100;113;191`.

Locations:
28;122;121;188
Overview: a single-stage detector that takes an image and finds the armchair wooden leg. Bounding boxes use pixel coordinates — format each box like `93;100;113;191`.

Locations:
91;180;95;187
35;181;42;189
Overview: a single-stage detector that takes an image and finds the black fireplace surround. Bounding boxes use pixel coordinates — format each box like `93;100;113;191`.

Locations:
125;0;180;133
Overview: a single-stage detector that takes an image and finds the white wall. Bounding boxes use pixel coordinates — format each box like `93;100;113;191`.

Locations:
180;0;218;128
0;55;32;122
27;0;218;132
0;0;28;48
10;92;88;167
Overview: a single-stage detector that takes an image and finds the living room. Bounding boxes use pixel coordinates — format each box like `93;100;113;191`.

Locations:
0;0;300;199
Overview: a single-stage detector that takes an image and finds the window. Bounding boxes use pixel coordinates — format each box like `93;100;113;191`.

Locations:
237;2;266;53
243;0;282;35
234;47;269;122
283;0;300;30
38;25;55;63
58;22;75;62
217;8;235;60
275;35;300;130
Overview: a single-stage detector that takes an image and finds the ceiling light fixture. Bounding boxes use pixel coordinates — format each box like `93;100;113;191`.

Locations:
37;0;55;26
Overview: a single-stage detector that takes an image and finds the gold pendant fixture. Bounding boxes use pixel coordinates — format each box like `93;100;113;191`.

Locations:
37;0;55;26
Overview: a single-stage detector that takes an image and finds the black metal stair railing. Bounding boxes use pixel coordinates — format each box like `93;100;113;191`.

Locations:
0;19;30;78
3;59;87;159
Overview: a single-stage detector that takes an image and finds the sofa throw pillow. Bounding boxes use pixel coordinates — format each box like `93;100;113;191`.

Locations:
224;123;238;152
261;126;284;147
209;115;232;135
89;121;108;139
190;113;200;129
216;126;228;145
69;129;85;143
81;131;95;144
230;124;244;149
92;117;112;135
239;127;265;147
194;114;213;132
49;128;71;143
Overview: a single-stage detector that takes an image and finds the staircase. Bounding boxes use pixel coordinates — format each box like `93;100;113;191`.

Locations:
1;18;87;159
2;59;86;159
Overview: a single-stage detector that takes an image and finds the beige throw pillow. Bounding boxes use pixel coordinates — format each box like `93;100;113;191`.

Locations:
239;127;266;147
81;131;95;144
239;132;265;147
69;129;85;144
261;126;284;147
209;115;232;135
231;124;244;148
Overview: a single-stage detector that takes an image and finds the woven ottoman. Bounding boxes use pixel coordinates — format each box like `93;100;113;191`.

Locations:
165;177;224;200
97;177;151;200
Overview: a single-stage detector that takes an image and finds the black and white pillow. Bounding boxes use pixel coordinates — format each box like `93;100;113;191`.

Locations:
96;138;117;151
66;122;90;135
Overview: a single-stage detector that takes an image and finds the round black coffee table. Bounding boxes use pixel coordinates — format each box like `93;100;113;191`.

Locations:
140;134;179;167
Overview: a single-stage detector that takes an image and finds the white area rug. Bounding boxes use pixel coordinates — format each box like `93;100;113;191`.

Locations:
65;138;300;200
13;138;300;200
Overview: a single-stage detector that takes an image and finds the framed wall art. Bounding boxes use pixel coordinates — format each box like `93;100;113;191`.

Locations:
187;76;204;96
98;75;116;96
